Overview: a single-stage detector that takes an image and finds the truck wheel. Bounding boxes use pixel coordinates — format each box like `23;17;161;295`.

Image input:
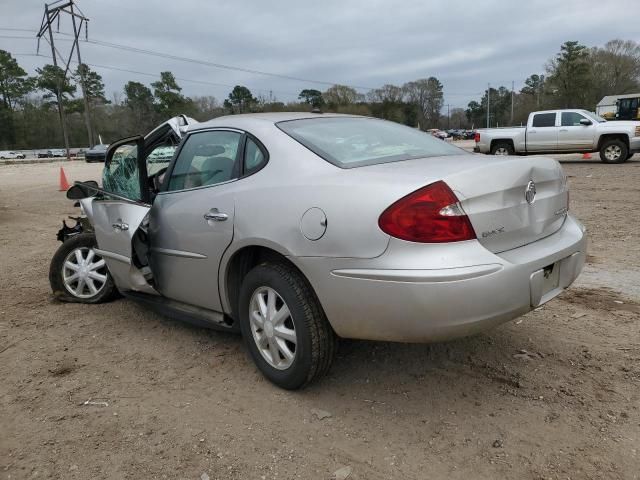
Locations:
599;139;628;163
491;142;514;156
49;233;119;303
238;262;336;390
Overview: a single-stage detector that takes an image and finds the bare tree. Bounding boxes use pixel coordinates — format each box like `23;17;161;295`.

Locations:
403;77;444;129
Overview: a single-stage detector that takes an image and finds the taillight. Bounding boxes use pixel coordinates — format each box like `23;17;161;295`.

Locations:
378;181;476;243
474;132;480;143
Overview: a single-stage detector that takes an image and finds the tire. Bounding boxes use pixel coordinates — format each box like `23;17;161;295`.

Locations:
238;262;336;390
490;142;514;156
627;152;635;160
599;139;628;163
49;233;119;303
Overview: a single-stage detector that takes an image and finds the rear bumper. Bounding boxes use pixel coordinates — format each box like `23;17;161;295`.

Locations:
294;214;586;343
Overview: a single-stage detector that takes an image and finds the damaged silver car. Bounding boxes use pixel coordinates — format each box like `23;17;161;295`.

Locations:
50;112;586;390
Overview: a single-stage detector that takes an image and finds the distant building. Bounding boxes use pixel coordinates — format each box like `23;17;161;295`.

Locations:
596;93;640;117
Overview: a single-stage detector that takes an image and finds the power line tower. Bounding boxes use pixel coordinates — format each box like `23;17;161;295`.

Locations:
36;1;92;157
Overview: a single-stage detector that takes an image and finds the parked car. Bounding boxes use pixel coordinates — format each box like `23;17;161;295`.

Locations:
0;151;26;159
85;144;109;163
49;112;586;390
47;149;66;158
428;128;449;140
463;130;477;140
474;109;640;163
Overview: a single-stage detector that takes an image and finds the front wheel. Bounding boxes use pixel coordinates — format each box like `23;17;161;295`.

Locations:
491;142;514;156
599;139;628;163
49;233;119;303
238;262;336;390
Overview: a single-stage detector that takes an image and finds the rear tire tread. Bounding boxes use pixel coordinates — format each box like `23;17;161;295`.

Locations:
241;262;336;389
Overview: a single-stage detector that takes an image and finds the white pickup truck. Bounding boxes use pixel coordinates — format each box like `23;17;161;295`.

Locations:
474;109;640;163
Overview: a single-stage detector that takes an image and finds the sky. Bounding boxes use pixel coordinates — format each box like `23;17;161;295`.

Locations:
1;0;639;110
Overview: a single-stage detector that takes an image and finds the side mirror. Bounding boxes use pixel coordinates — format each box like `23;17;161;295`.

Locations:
579;118;592;126
66;180;99;199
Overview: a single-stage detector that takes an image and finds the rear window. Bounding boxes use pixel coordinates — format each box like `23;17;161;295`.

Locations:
277;117;464;168
532;113;556;127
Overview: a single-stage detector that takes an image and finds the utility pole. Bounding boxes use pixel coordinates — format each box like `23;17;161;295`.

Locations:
486;83;491;128
447;104;450;130
37;1;92;157
510;80;514;126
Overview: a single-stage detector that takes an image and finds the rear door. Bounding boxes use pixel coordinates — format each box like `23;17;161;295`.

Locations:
557;111;595;151
526;112;558;152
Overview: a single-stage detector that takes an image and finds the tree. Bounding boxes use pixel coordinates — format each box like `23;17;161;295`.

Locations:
367;84;406;123
590;39;640;105
224;85;257;114
449;107;469;129
521;74;546;103
191;95;222;120
124;81;155;132
298;89;324;108
546;41;592;108
74;64;108;106
151;71;190;116
0;50;34;111
36;64;76;108
323;84;361;108
465;100;484;128
403;77;444;129
0;50;35;148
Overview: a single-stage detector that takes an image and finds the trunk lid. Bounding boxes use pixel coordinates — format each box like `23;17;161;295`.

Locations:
356;154;569;253
446;156;568;253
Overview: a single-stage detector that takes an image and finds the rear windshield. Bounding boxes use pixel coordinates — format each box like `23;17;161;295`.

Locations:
277;117;465;168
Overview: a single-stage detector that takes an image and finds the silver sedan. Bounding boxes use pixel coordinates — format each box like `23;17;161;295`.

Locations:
50;113;586;389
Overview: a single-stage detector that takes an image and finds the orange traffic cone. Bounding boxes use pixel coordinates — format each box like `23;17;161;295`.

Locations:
582;152;591;160
59;167;70;191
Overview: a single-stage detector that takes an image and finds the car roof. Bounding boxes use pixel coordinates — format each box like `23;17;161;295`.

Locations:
189;111;359;132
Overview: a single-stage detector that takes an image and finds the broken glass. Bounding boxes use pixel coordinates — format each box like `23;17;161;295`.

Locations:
102;144;141;200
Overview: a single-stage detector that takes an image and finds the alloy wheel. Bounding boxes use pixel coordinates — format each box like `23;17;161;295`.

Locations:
249;286;297;370
495;147;509;155
604;145;622;161
62;246;108;299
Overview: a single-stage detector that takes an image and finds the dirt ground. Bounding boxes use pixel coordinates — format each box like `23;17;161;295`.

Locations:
1;155;639;480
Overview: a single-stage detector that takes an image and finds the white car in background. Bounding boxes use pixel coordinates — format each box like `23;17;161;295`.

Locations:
0;151;26;159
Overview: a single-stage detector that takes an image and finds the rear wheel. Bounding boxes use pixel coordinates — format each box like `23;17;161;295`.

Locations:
238;262;336;390
49;233;119;303
490;142;514;156
599;139;628;163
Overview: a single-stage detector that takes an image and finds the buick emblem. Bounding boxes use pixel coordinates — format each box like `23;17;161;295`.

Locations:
525;180;536;204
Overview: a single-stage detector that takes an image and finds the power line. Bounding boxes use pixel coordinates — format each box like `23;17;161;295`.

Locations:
0;28;492;99
13;53;301;99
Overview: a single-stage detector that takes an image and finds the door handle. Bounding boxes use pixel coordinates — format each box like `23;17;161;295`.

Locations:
112;222;129;231
559;129;568;132
204;210;228;222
